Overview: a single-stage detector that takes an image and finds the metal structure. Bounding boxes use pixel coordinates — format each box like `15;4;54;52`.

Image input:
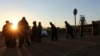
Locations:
73;8;78;38
79;15;87;37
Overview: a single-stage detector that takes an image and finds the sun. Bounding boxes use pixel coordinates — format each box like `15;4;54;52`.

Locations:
12;23;18;30
10;20;18;30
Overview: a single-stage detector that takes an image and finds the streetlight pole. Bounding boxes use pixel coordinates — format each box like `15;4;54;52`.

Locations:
73;8;78;38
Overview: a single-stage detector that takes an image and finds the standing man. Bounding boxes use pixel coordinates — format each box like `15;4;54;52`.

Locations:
37;22;42;42
18;17;30;47
2;21;16;48
2;21;11;48
31;21;38;43
50;22;58;41
65;21;74;39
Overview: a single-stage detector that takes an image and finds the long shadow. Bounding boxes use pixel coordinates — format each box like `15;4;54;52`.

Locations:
17;46;35;56
1;47;18;56
39;41;70;55
24;41;70;56
24;44;50;56
67;45;100;56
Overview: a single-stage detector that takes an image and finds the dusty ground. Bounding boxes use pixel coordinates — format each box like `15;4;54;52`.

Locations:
0;35;100;56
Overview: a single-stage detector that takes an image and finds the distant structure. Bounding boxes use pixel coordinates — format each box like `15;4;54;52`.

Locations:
79;15;87;25
79;15;87;37
92;20;100;36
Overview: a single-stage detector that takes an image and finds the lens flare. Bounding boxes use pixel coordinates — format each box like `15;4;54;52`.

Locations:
12;23;18;30
10;19;18;30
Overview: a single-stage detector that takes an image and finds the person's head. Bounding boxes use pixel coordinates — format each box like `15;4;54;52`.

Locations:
33;21;36;25
39;22;41;25
6;20;9;24
22;16;26;21
50;22;52;25
50;22;54;27
65;21;67;24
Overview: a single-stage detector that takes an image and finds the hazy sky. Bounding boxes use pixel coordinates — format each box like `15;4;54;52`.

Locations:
0;0;100;31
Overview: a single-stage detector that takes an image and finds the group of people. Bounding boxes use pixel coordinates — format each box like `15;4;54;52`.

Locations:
48;21;74;41
2;17;43;48
2;16;74;48
31;21;42;43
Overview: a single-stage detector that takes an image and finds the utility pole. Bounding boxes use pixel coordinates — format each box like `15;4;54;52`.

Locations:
73;8;78;38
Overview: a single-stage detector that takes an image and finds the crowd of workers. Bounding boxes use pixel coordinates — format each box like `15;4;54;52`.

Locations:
2;17;74;48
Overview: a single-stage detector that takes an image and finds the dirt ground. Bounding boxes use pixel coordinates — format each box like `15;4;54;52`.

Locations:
0;35;100;56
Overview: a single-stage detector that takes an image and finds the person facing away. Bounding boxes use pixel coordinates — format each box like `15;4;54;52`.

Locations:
2;21;16;48
37;22;43;42
17;17;30;47
2;20;11;48
65;21;74;39
50;22;58;41
31;21;38;43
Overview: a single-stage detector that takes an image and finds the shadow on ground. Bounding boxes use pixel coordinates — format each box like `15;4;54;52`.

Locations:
67;45;100;56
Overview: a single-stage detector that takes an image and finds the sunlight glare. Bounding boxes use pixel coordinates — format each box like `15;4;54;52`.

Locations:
10;19;18;30
12;23;18;30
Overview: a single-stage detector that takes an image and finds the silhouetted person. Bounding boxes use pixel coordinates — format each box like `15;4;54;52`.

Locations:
65;21;74;39
2;21;11;48
2;21;16;48
31;21;38;43
50;22;58;41
92;21;96;36
18;17;30;47
92;21;99;36
37;22;43;42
